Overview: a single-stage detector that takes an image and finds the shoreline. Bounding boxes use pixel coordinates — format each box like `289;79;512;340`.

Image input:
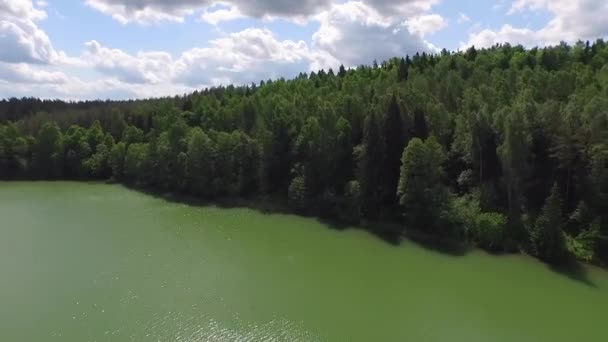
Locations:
114;181;602;268
2;179;603;272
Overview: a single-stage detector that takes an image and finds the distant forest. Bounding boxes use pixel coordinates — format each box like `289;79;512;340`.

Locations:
1;41;608;265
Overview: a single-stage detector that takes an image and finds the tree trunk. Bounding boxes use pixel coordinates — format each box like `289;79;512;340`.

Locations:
566;165;571;210
507;180;513;215
479;147;484;182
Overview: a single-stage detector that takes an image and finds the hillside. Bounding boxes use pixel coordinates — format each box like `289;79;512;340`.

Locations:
2;41;608;264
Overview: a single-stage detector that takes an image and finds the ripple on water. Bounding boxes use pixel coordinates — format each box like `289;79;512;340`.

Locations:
141;312;320;342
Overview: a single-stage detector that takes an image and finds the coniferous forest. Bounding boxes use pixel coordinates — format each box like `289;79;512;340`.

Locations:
2;42;608;265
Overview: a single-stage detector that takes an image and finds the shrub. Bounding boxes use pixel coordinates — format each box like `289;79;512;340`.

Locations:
450;194;507;251
288;175;308;212
566;219;601;262
475;212;508;250
339;180;361;223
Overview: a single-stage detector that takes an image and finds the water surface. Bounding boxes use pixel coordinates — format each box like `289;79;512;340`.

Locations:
1;182;607;341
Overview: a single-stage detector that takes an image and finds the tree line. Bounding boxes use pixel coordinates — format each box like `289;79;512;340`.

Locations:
1;41;608;265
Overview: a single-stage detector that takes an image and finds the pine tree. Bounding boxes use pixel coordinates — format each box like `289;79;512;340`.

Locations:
498;107;531;217
532;183;566;262
358;112;385;220
382;95;407;206
397;58;409;82
412;109;428;139
186;128;215;197
338;65;347;78
397;137;447;231
182;98;193;111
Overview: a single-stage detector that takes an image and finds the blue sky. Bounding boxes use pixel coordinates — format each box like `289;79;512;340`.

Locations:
0;0;606;99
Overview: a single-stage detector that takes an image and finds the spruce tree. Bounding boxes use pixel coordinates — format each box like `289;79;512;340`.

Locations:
382;95;407;206
358;112;385;220
532;183;566;262
397;137;447;231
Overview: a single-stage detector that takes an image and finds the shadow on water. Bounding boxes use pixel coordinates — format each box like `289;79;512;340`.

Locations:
121;183;291;214
321;217;404;247
120;183;476;255
370;229;403;247
548;257;597;288
117;183;601;283
314;213;472;254
121;183;417;249
405;232;473;257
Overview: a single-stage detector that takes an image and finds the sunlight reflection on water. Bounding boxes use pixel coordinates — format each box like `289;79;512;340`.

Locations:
141;314;319;342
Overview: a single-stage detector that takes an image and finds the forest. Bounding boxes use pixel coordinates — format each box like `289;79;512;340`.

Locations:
1;41;608;265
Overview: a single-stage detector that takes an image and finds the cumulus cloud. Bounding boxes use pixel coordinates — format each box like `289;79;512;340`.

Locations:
0;62;67;84
461;24;539;49
201;5;244;25
81;28;331;89
85;0;331;24
0;68;196;100
313;2;433;67
516;0;608;43
0;0;72;65
0;18;57;64
84;40;176;84
229;0;329;20
84;0;203;24
404;14;447;37
0;0;46;20
5;25;325;99
364;0;439;18
0;1;161;99
85;0;440;24
463;0;608;48
176;28;318;85
82;0;444;70
1;0;443;100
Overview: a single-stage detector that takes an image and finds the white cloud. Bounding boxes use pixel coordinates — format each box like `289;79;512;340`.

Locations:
0;62;67;84
404;14;447;37
508;0;547;14
313;2;433;67
84;0;331;24
81;28;329;89
84;40;176;84
201;5;244;25
0;18;56;64
85;0;440;24
4;26;329;99
461;24;539;49
457;12;470;24
523;0;608;43
0;0;73;65
364;0;439;18
175;28;325;86
463;0;608;49
1;15;405;100
228;0;329;21
0;68;195;100
0;0;46;20
0;0;443;100
84;0;201;24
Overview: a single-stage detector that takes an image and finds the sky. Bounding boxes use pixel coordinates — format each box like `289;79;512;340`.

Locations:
0;0;607;100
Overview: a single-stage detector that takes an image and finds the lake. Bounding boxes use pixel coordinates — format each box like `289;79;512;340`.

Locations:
1;182;607;341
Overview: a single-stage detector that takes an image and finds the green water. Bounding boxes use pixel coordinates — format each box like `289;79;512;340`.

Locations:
1;182;607;341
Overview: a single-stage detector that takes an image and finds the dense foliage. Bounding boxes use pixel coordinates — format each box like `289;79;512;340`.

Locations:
2;41;608;264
